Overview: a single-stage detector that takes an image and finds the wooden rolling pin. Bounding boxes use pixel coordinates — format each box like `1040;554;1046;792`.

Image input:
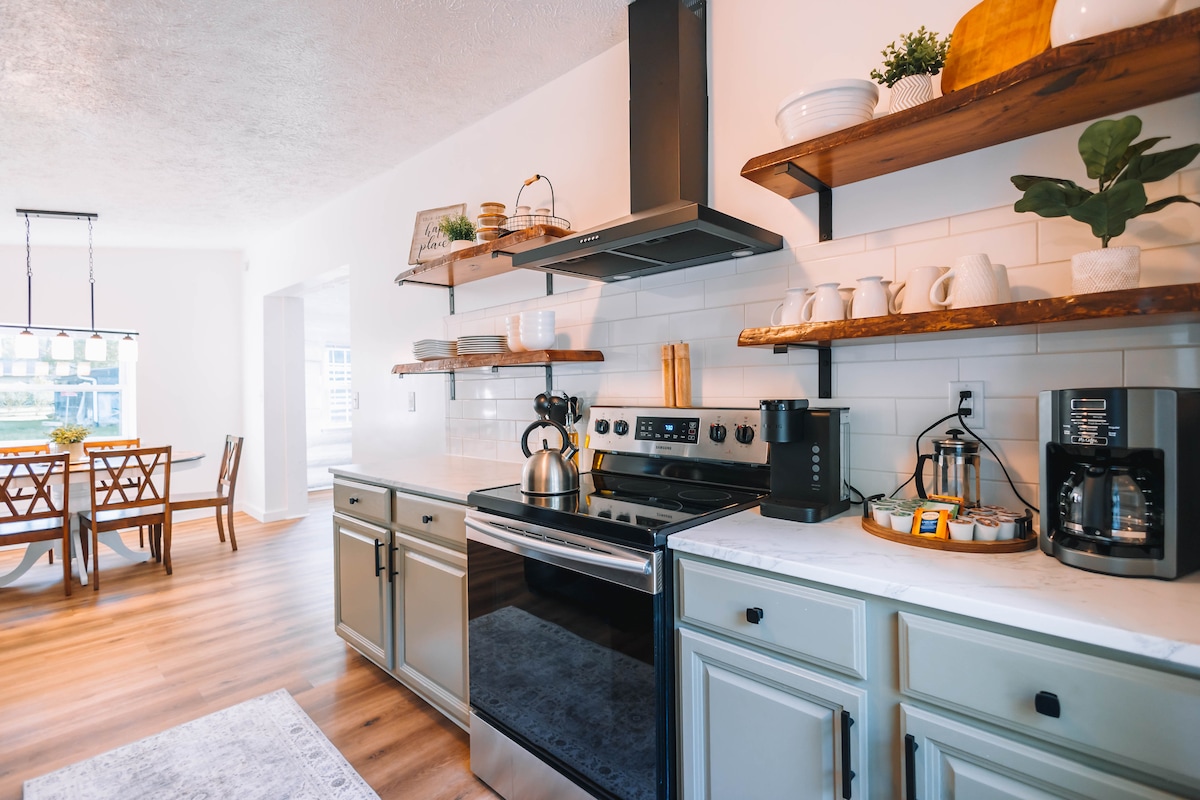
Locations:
662;344;677;407
674;343;692;408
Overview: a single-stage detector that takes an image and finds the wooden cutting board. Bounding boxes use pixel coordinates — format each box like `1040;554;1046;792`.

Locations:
940;0;1056;93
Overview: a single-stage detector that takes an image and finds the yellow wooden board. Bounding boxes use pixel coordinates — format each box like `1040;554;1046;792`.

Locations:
940;0;1056;93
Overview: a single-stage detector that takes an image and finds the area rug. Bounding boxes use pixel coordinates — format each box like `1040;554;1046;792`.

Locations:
23;689;379;800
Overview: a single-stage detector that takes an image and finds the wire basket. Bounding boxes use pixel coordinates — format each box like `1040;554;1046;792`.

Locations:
502;174;570;233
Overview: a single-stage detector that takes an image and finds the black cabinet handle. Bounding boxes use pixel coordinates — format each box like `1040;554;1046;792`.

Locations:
422;514;434;524
348;496;359;504
390;543;399;579
745;607;764;624
840;710;855;799
1035;691;1061;718
904;734;918;800
373;538;384;577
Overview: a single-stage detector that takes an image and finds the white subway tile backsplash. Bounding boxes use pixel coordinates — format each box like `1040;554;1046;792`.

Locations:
896;223;1038;271
841;398;897;435
743;364;818;400
641;260;736;288
791;234;867;263
608;315;670;348
1038;322;1200;353
704;267;789;307
1123;346;1200;387
1141;243;1200;286
959;352;1123;396
829;341;897;363
896;329;1037;360
837;358;959;399
793;248;896;286
578;292;640;323
863;218;949;249
669;306;747;340
949;205;1024;235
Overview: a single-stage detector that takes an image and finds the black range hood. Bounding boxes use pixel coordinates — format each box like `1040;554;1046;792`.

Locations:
511;0;782;282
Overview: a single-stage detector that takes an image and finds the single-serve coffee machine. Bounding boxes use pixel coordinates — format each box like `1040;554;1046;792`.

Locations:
1039;387;1200;579
760;399;850;523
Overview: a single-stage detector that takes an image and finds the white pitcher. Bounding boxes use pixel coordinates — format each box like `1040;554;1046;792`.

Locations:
801;282;845;322
892;266;948;314
992;263;1012;303
929;254;1000;309
770;287;809;326
850;276;890;319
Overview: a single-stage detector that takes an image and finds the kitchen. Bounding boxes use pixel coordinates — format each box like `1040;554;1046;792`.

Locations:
3;0;1199;798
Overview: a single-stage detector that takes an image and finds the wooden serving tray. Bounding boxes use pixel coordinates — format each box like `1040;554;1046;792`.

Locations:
860;515;1037;553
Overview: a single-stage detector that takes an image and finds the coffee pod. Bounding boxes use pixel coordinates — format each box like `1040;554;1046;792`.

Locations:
889;510;914;533
995;513;1020;540
947;517;976;541
974;517;1000;541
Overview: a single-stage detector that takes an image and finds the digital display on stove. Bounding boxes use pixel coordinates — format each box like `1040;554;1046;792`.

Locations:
635;416;700;443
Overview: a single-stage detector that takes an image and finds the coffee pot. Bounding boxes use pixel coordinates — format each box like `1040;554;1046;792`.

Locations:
1059;464;1153;544
916;428;981;508
520;418;579;496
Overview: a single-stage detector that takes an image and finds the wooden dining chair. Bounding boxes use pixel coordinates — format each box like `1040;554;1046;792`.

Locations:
78;446;172;590
171;436;243;551
0;443;51;456
0;453;72;595
84;438;147;545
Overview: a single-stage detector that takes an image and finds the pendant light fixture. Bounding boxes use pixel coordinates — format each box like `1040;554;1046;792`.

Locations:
84;217;106;361
13;214;39;359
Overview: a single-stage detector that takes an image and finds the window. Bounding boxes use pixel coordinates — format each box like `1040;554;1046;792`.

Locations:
325;346;352;426
0;334;136;443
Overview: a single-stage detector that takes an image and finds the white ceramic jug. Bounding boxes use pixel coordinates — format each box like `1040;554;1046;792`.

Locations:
801;282;845;322
770;287;809;326
929;254;1000;309
850;276;890;318
992;263;1012;303
893;266;948;313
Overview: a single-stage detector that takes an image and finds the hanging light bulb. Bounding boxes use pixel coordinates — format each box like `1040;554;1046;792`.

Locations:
119;334;138;362
14;214;39;359
51;330;73;360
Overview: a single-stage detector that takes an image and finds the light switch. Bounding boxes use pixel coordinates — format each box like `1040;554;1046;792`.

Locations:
408;392;416;412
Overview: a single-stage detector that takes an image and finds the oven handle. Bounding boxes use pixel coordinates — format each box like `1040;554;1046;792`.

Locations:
465;515;658;590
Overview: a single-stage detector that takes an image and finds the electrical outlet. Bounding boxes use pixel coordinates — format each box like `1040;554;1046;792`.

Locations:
948;381;985;429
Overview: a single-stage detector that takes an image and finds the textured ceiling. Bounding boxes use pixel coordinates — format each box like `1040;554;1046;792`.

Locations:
0;0;629;250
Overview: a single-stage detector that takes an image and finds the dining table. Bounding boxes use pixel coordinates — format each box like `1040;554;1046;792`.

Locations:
0;449;204;589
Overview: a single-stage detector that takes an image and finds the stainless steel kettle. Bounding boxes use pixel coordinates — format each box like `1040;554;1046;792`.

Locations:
520;419;579;496
916;428;981;508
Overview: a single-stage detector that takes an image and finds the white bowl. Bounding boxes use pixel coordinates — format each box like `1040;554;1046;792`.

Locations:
519;310;555;325
520;328;556;350
776;79;878;145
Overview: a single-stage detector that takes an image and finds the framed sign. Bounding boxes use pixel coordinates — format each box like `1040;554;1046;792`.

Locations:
409;203;468;264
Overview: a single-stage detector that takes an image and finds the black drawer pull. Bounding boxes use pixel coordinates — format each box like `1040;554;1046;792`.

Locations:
904;733;918;800
373;538;384;577
348;496;359;504
422;514;434;524
1035;691;1061;718
745;607;764;624
840;710;855;799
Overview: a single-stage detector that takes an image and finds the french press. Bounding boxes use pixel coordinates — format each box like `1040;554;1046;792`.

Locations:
916;428;981;508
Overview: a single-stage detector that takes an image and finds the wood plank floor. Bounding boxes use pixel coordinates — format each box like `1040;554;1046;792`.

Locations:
0;491;499;799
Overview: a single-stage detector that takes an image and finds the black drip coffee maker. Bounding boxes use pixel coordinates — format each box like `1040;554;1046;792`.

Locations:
759;399;850;523
1039;387;1200;579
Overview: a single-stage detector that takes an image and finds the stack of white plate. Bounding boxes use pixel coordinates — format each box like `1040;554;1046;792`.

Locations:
775;79;879;145
456;335;510;355
413;339;457;361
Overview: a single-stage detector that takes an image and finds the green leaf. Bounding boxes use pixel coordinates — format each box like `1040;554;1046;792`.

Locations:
1078;117;1142;182
1066;181;1147;240
1141;195;1200;215
1122;143;1200;184
1013;180;1091;216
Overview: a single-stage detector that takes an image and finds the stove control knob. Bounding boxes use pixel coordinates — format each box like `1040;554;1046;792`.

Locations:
594;419;610;434
613;419;630;436
734;424;755;445
709;423;727;443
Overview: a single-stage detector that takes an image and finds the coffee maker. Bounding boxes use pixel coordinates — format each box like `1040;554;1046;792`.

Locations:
1039;387;1200;579
760;399;850;522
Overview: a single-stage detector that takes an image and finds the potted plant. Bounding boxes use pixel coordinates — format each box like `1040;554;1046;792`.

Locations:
49;423;91;462
438;213;477;252
1011;115;1200;294
869;26;951;113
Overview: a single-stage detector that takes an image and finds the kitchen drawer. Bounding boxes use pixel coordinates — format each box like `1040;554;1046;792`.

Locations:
899;612;1200;789
393;492;466;548
333;479;391;526
676;556;867;679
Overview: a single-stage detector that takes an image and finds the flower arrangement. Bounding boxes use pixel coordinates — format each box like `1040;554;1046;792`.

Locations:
49;424;91;444
437;213;477;242
869;26;951;87
1011;116;1200;247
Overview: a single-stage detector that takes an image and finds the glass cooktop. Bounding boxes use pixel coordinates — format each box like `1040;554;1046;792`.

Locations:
468;471;766;549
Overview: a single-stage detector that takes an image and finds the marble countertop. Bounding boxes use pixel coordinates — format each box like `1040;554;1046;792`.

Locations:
329;456;524;504
671;509;1200;673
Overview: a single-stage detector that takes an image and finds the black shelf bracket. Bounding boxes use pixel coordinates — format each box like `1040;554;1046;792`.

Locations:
544;365;554;396
777;163;832;241
772;342;832;399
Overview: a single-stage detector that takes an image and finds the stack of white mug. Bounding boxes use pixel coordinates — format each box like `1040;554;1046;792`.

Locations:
770;255;1012;325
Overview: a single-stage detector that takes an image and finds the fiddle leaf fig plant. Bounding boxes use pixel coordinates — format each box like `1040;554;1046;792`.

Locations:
437;212;476;242
1011;116;1200;247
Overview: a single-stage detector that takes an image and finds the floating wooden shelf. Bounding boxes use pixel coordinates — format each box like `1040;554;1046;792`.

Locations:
737;284;1200;348
741;11;1200;201
394;226;574;288
391;349;604;374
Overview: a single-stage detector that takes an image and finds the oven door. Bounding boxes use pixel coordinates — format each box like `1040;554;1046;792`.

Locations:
466;510;670;800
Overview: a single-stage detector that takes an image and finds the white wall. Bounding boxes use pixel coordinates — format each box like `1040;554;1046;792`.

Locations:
0;245;245;497
241;0;1200;520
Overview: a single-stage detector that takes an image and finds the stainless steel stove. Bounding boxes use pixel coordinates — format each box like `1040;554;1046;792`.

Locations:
466;405;770;800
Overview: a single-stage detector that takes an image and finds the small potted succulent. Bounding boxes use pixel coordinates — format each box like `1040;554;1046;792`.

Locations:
869;26;951;113
49;423;91;462
1011;115;1200;294
438;213;477;252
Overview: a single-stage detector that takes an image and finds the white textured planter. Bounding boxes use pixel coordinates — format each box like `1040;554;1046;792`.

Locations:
52;441;86;461
449;239;473;252
1050;0;1173;46
1071;246;1140;294
889;74;933;113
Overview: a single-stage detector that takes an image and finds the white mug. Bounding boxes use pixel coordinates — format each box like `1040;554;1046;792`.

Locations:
992;263;1012;303
892;266;948;314
770;287;809;326
801;282;845;322
850;276;890;319
930;254;1000;309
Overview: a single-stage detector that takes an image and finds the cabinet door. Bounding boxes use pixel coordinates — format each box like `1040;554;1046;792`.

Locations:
902;705;1184;800
333;513;392;669
679;627;866;800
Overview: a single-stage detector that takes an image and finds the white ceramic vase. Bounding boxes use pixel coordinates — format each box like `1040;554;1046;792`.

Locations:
1050;0;1174;47
449;239;473;252
1071;246;1140;294
889;74;933;113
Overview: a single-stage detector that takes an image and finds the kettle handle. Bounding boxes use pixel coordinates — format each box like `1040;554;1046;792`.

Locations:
521;419;576;458
915;453;933;499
